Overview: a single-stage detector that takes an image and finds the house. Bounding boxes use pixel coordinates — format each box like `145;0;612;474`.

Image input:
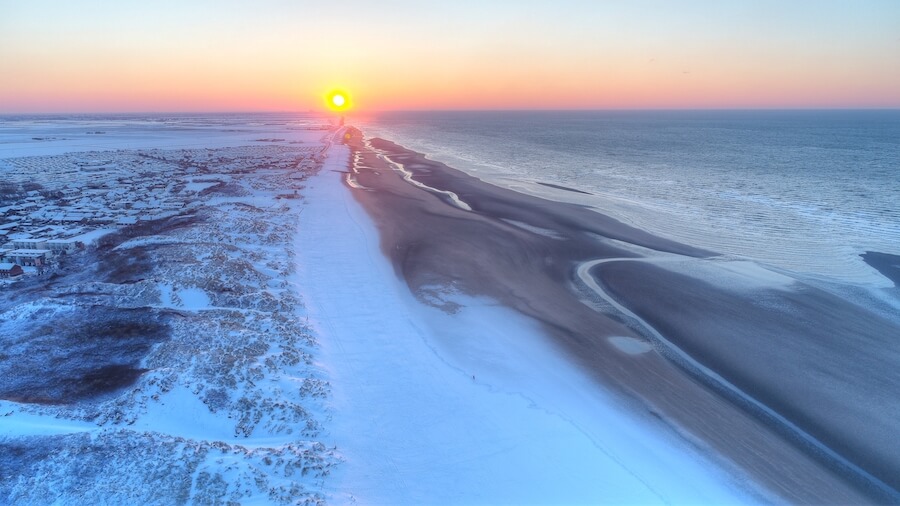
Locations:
10;238;47;250
46;239;80;254
160;200;185;210
0;263;24;278
7;249;50;266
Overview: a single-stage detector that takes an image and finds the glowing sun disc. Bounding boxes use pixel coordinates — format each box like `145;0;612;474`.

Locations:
326;90;350;111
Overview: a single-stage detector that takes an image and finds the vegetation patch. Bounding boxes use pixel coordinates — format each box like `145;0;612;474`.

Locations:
0;308;169;404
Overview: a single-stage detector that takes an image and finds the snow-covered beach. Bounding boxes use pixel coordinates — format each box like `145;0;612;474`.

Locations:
298;133;758;504
1;115;895;504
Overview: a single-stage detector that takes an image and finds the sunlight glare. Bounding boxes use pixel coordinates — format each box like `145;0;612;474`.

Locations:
326;90;351;112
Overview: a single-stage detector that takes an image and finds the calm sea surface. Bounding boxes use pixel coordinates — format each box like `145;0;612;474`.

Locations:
360;110;900;287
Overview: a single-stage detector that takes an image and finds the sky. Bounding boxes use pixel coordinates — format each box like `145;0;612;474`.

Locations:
1;0;899;112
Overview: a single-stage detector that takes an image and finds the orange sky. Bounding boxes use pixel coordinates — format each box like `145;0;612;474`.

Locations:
1;1;899;112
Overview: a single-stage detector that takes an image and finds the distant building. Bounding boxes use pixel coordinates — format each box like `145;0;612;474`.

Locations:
46;239;80;254
7;249;50;266
0;263;24;278
158;200;184;210
10;238;47;250
60;214;88;224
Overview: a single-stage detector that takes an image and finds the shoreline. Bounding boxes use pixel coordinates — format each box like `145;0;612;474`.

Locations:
343;127;898;503
301;129;758;504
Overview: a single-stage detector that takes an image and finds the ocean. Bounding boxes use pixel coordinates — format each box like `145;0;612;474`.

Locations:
359;110;900;287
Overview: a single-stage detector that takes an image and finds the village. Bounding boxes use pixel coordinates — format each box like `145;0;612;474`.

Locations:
0;143;320;282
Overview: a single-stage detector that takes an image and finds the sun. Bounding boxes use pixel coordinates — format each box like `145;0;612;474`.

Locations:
326;90;350;112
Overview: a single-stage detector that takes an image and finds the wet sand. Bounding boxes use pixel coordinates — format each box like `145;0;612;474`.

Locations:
861;251;900;286
343;128;897;503
597;261;900;494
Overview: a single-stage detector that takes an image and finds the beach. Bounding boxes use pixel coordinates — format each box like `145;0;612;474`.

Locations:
1;115;896;504
300;131;758;504
340;127;900;503
4;0;898;502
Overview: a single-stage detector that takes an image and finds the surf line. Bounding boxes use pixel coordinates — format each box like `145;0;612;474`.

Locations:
576;257;897;499
345;153;369;190
363;138;473;212
335;130;370;191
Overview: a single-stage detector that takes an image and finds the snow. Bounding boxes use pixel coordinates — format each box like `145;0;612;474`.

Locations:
127;383;236;442
183;181;219;193
69;227;116;245
0;402;96;437
0;120;337;504
297;137;759;504
158;282;174;306
0;117;328;160
608;335;654;355
155;283;224;312
1;117;769;503
177;287;211;310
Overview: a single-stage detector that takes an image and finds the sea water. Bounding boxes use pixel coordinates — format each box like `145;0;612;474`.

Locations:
359;110;900;287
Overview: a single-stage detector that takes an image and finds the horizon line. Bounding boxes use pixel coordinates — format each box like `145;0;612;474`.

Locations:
2;106;900;116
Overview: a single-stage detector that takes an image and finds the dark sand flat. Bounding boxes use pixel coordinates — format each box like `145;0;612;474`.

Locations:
861;251;900;286
597;261;900;493
343;129;897;503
